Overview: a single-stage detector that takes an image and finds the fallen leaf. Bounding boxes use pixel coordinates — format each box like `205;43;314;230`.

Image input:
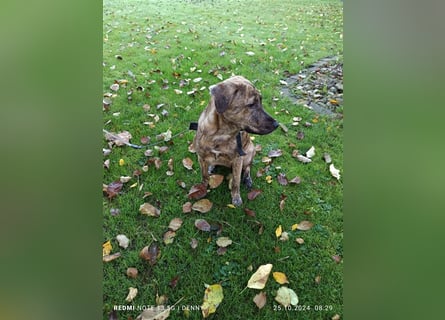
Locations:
201;284;224;318
296;154;312;163
273;272;290;284
332;314;341;320
329;163;341;180
195;219;211;232
163;230;176;245
217;247;227;255
120;176;131;183
244;208;256;217
119;159;125;166
139;242;161;266
253;292;267;309
279;231;289;241
182;202;192;213
245;51;255;56
296;220;314;231
103;240;112;256
332;255;342;263
315;275;321;284
265;175;273;184
277;173;288;186
116;234;130;249
156;294;168;306
296;131;305;140
216;237;232;248
126;267;138;278
110;208;120;216
306;146;315;158
103;159;110;169
136;305;170;320
208;174;224;189
291;224;299;231
187;183;207;199
275;225;283;238
104;130;132;146
168;218;183;231
139;203;161;217
323;153;332;164
275;287;298;307
125;287;138;302
105;180;123;199
169;275;180;288
192;199;213;213
268;149;283;158
167;158;174;171
289;176;301;184
103;252;121;262
295;238;305;244
247;263;273;289
108;310;118;320
182;157;194;170
190;238;198;249
248;189;262;200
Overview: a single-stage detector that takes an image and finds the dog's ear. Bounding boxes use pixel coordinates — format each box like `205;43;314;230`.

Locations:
211;83;241;114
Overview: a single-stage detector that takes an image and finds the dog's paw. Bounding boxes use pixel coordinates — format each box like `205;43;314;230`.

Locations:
243;176;253;189
232;195;243;207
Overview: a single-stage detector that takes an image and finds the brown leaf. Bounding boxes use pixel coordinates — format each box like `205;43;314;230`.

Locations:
296;154;312;163
217;247;227;255
105;180;123;199
139;203;161;217
296;131;305;140
277;173;288;186
126;267;138;278
168;218;183;231
140;136;151;144
253;292;267;309
187;183;208;200
268;149;283;158
296;220;314;231
163;230;176;245
169;275;180;288
182;202;192;213
195;219;211;232
167;158;174;171
332;255;342;263
208;174;224;189
244;208;256;217
182;157;194;170
158;146;169;154
247;189;262;201
192;199;213;213
289;176;301;184
279;199;286;211
139;242;161;266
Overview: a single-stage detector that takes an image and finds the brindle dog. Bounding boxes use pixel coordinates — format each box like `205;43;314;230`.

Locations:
192;76;278;206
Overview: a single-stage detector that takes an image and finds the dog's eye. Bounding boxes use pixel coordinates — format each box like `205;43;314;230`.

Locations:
247;102;255;108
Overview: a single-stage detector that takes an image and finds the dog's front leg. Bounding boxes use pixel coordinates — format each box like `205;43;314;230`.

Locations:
231;158;243;206
198;156;210;187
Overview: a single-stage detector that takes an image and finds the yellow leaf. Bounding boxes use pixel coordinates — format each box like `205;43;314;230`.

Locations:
291;223;299;231
125;287;138;302
265;175;273;183
275;225;282;238
275;286;299;307
201;284;224;318
102;240;112;256
247;263;273;289
119;159;125;166
273;272;289;284
227;204;236;209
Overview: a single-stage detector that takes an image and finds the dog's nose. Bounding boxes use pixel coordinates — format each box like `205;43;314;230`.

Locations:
273;120;279;128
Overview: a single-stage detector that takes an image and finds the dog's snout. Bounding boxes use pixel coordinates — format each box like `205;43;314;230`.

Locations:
272;120;279;129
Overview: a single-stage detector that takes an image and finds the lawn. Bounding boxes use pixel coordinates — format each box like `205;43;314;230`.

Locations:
103;0;343;319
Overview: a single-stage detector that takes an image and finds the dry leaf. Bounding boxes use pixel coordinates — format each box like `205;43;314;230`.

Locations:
139;203;160;217
273;272;290;284
169;275;180;288
182;157;194;170
187;183;207;199
296;238;305;244
306;146;315;158
279;231;289;241
190;238;198;249
275;225;282;238
125;287;138;302
296;154;312;163
136;305;170;320
296;131;305;140
209;174;224;189
105;180;123;199
103;240;112;256
289;176;301;184
139;242;161;266
116;234;130;249
163;230;176;245
247;263;273;289
245;51;255;56
126;267;138;278
268;149;283;158
168;218;183;231
182;202;192;213
244;208;256;217
296;221;314;231
120;176;131;183
329;163;341;180
216;237;232;248
192;199;213;213
275;287;298;307
323;153;332;164
332;255;342;263
277;173;288;186
247;189;262;200
195;219;211;232
332;314;341;320
217;247;227;255
201;284;224;318
103;252;121;262
253;292;267;309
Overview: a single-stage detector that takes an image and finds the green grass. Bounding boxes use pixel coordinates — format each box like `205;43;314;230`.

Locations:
103;0;343;319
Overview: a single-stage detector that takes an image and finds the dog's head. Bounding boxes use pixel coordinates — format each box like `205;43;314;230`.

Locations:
209;76;278;135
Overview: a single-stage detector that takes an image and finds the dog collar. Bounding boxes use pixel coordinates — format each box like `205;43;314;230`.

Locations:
189;122;246;156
